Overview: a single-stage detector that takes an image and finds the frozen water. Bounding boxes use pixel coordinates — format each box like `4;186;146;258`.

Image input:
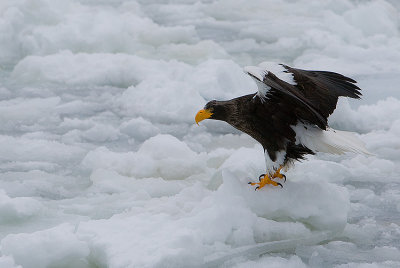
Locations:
1;0;400;267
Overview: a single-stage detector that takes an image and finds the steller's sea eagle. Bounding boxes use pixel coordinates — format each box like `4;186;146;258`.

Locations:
195;62;370;190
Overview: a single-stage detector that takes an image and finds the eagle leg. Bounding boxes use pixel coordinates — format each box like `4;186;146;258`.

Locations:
248;174;283;190
271;166;286;182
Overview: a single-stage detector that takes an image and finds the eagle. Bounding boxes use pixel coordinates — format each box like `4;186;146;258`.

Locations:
195;62;370;190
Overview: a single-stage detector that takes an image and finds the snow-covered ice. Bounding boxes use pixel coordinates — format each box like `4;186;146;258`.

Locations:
1;0;400;267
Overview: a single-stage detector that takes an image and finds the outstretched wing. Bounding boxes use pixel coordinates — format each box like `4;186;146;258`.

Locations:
282;65;361;119
244;63;361;129
244;64;327;129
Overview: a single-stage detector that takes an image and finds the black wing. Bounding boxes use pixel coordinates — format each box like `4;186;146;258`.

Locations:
282;65;361;119
245;64;361;129
245;66;327;129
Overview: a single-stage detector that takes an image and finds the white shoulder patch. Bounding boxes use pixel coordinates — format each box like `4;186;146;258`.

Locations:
243;65;266;81
258;62;297;85
244;62;297;101
244;65;271;101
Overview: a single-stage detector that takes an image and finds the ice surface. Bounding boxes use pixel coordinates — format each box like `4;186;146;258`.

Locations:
1;224;90;268
0;190;43;223
1;0;400;267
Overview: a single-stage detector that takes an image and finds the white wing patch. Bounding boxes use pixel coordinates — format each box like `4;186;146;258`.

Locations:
244;62;296;101
292;123;373;155
243;65;266;81
259;62;297;86
243;65;271;101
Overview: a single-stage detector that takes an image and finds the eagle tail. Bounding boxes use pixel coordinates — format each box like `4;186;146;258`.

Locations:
293;124;373;155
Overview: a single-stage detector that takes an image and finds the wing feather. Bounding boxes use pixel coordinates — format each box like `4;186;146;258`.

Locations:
244;65;327;129
282;66;362;118
244;63;362;129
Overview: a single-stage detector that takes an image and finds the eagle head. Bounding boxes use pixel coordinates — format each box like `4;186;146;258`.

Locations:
195;100;229;124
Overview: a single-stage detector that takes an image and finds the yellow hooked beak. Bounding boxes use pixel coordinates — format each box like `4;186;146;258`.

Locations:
195;109;213;125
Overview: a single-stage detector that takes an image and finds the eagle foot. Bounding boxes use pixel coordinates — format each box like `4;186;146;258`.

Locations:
248;174;283;190
271;166;286;182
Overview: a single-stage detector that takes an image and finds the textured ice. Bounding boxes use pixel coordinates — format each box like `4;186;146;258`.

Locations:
1;0;400;267
1;224;90;268
0;190;42;223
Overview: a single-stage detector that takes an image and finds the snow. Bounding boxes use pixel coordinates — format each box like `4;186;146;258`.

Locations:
1;0;400;267
1;224;90;268
0;190;42;223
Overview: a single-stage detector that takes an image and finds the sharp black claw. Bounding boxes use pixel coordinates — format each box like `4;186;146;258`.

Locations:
248;182;252;184
255;186;259;191
258;174;265;181
282;174;286;182
277;183;283;188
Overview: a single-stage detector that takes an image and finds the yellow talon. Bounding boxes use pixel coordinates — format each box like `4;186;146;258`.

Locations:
271;166;286;181
248;174;282;190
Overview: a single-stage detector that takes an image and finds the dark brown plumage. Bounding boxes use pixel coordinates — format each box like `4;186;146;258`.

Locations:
195;63;365;187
